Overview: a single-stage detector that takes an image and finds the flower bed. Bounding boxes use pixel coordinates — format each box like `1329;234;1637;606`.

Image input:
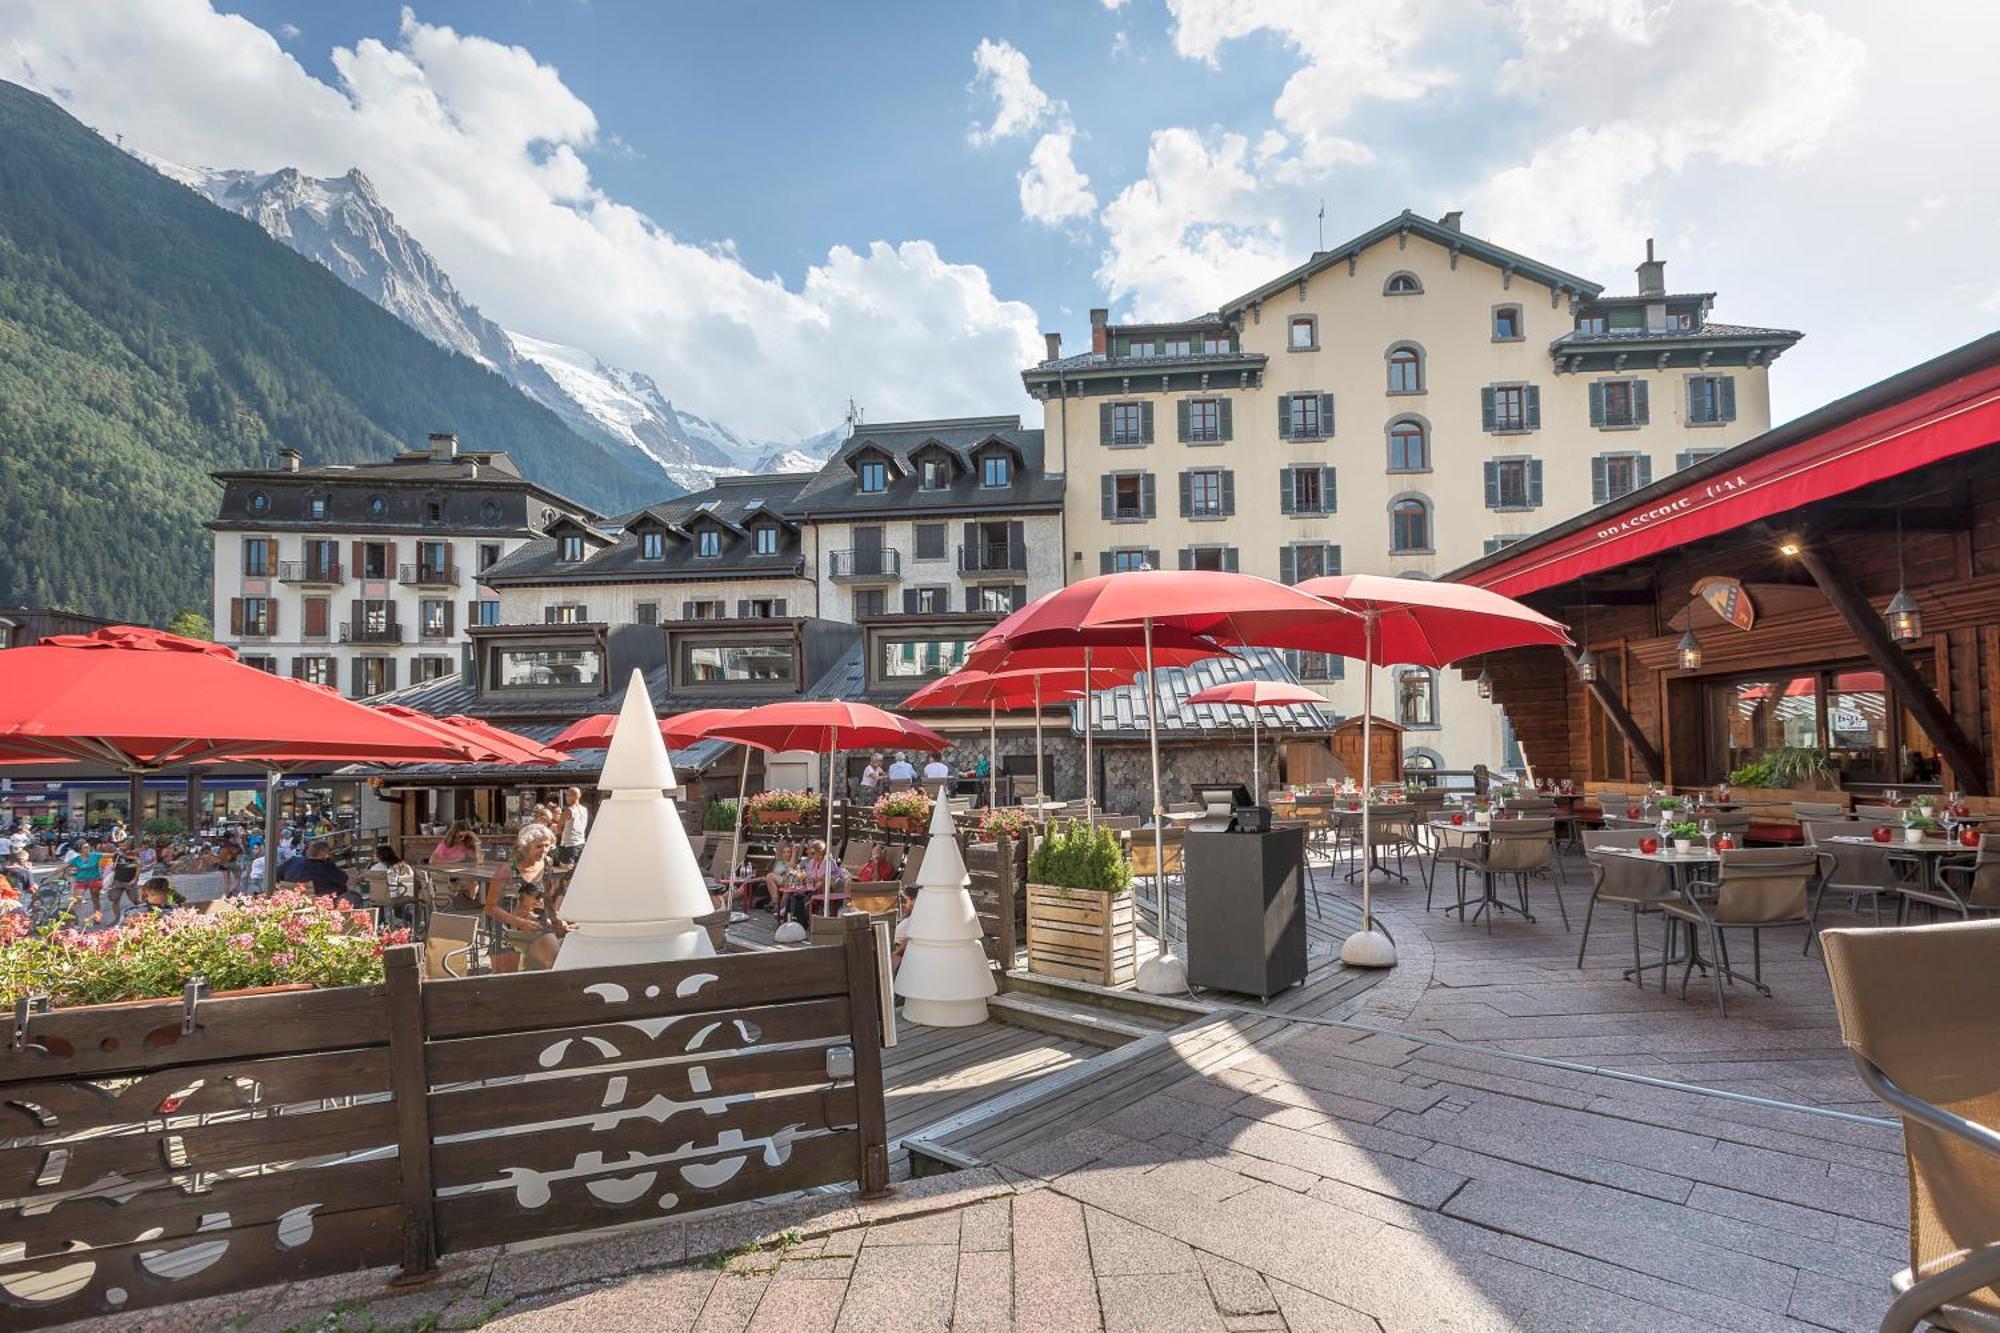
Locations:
976;807;1033;843
744;789;822;827
0;890;407;1007
872;789;934;831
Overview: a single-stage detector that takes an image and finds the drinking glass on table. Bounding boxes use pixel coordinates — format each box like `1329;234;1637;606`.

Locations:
1699;817;1716;852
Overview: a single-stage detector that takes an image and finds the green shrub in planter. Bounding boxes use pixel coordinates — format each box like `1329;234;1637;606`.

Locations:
1027;820;1131;894
142;817;183;838
704;798;739;832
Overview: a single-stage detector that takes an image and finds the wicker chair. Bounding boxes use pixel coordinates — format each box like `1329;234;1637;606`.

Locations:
1821;920;2000;1333
1576;829;1675;976
1898;834;2000;923
1660;848;1815;1016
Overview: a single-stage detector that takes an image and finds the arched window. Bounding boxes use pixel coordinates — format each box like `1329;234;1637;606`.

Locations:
1386;343;1424;394
1390;495;1431;553
1405;747;1442;772
1386;417;1429;472
1396;668;1439;728
1383;271;1423;295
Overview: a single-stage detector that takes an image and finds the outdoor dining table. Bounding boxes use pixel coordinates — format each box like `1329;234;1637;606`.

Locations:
1426;817;1521;923
1598;845;1722;985
1828;834;1973;895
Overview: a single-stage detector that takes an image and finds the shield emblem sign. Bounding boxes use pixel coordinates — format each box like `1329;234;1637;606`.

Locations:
1694;576;1755;631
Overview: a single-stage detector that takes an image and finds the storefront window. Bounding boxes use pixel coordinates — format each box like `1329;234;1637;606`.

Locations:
879;637;974;679
681;642;796;685
1720;674;1820;775
1825;670;1890;783
1707;662;1938;785
495;647;603;689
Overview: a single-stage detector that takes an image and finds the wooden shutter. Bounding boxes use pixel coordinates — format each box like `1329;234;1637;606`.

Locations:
303;597;328;638
228;598;243;635
1686;376;1703;423
1277;395;1293;439
290;656;304;679
1529;460;1544;506
1484;460;1500;508
1009;585;1027;611
1100;474;1115;519
1480;387;1497;432
352;600;364;636
442;601;455;637
1099;552;1114;575
1219;470;1235;517
1177;548;1193;570
325;657;338;690
902;589;919;614
1632;380;1649;425
382;659;397;692
386;541;398;573
351;541;365;578
1177;471;1192;518
1279;466;1295;515
1217;398;1232;441
1139;402;1154;444
1326;544;1342;575
965;586;979;613
1099;402;1114;444
1007;522;1024;570
1720;376;1736;421
1588;381;1606;426
1144;548;1159;570
773;599;787;616
1636;455;1653;488
1140;473;1156;518
1591;457;1608;504
1278;546;1296;584
736;599;750;618
1223;548;1239;572
1318;394;1334;437
1321;466;1337;513
1175;400;1190;443
1525;385;1542;430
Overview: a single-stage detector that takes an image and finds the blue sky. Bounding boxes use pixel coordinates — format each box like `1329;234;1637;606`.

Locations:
6;2;1999;440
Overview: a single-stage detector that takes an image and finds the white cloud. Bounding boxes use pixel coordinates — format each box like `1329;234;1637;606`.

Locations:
277;22;299;40
967;37;1052;144
0;1;1043;439
1019;128;1097;226
1101;0;1130;9
1096;128;1289;322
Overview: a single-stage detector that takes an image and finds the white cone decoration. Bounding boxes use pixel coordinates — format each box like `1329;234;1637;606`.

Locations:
554;669;716;969
892;795;996;1026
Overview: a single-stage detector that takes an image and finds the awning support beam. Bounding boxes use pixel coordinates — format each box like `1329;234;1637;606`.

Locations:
1562;647;1664;780
1794;539;1989;796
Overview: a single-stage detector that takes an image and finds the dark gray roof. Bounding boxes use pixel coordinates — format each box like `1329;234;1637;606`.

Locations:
788;416;1063;517
212;452;525;483
1584;292;1716;307
1551;321;1802;347
1073;648;1335;740
1024;349;1267;378
482;474;813;585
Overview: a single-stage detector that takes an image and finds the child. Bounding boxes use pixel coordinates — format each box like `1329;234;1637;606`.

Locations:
121;876;183;920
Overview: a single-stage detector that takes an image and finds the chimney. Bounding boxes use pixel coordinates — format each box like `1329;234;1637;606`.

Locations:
1636;238;1666;297
1044;331;1062;362
1437;210;1463;233
1089;308;1109;356
278;447;301;473
428;431;459;461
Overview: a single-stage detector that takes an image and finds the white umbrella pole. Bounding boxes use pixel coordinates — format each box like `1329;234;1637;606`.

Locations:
1084;647;1095;826
1252;712;1261;806
823;727;838;914
732;745;750;895
1033;675;1045;822
1135;617;1186;993
987;702;997;809
263;768;281;892
1340;612;1395;968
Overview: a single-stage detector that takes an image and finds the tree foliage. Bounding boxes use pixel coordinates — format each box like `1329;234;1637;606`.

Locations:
0;81;665;625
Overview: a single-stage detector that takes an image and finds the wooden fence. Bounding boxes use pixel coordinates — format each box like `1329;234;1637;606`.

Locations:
964;831;1026;967
0;918;888;1329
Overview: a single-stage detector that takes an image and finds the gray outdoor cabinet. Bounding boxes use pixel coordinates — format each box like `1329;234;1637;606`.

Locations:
1184;825;1307;999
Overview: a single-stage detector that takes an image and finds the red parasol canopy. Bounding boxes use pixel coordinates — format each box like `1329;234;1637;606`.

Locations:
434;715;566;765
903;666;1129;711
997;570;1349;651
966;597;1228;672
707;700;947;754
1293;574;1572;666
660;706;762;750
0;627;479;768
1184;680;1328;710
549;706;755;753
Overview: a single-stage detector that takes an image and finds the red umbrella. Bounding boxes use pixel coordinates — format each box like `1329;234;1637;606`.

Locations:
549;713;620;752
708;701;945;913
905;667;1117;813
982;573;1349;990
1293;574;1573;963
1184;681;1329;804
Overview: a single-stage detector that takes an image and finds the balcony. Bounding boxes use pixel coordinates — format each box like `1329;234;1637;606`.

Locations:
958;543;1026;575
398;563;460;587
278;560;343;585
827;548;903;583
341;620;404;644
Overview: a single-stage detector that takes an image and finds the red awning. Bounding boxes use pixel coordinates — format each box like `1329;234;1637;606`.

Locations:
1464;360;2000;598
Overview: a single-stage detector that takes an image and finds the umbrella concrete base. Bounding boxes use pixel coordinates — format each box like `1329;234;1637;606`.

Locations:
1134;950;1189;994
1339;928;1397;968
900;997;989;1027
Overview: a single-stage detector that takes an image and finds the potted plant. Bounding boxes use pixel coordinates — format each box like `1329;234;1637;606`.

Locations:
1655;796;1684;815
1024;820;1136;985
976;807;1032;844
1666;820;1700;854
745;789;820;827
872;789;934;833
1904;813;1940;843
703;798;739;832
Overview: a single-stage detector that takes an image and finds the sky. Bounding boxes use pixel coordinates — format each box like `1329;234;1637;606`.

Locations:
3;0;1997;443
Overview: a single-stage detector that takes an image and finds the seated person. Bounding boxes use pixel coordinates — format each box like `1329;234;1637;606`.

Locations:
277;839;352;903
368;843;418;924
921;756;952;782
120;875;184;920
853;842;899;883
792;839;847;923
751;840;799;915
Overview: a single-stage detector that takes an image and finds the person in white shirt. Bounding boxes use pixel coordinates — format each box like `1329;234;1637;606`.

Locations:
859;755;887;798
921;757;952;782
555;788;589;867
8;828;28;858
886;753;917;783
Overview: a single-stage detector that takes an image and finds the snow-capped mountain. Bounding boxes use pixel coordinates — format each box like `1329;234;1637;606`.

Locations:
147;157;836;493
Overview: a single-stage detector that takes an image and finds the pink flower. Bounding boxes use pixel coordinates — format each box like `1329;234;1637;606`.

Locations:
228;933;255;950
269;951;294;969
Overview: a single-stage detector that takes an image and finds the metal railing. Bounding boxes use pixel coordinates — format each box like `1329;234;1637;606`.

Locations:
398;563;460;587
827;548;902;581
958;543;1026;574
340;620;404;644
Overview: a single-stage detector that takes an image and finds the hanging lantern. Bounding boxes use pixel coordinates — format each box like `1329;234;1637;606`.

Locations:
1574;648;1597;683
1885;587;1922;644
1676;629;1703;672
1475;666;1493;699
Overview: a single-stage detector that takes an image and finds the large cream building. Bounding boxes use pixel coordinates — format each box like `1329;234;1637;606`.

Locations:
1025;210;1800;772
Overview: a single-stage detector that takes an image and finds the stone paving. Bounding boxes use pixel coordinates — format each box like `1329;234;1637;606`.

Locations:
75;858;1910;1332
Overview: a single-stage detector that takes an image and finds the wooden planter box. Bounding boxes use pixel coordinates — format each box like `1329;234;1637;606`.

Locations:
1026;884;1136;986
751;809;809;827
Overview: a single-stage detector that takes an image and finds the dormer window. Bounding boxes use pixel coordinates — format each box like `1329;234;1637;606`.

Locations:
306;493;329;521
698;529;721;557
859;461;888;493
755;526;779;555
559;535;585;562
640;531;665;560
920;458;950;490
981;455;1011;487
1130;342;1156;359
1163;337;1191;356
1202;335;1230;354
423;498;444;524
